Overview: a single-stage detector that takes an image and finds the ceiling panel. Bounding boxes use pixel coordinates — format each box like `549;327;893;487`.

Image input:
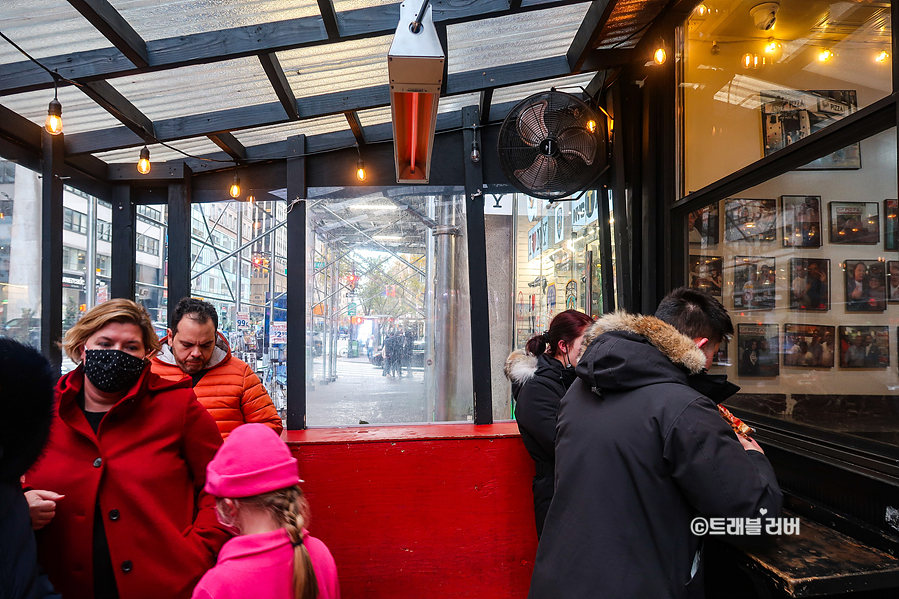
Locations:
232;115;350;147
0;0;111;67
491;72;599;106
277;35;393;99
94;136;224;164
1;84;125;134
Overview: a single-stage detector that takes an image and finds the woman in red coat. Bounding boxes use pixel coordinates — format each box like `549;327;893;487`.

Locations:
25;299;229;599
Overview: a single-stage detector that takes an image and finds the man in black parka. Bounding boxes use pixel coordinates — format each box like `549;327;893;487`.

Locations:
528;288;782;599
0;338;60;599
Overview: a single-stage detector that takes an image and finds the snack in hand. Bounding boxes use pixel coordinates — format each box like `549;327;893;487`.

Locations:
718;404;755;439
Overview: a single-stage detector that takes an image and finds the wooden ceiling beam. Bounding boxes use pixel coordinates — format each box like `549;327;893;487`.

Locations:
344;111;366;146
478;89;493;126
66;0;149;68
317;0;341;39
207;132;247;163
258;53;299;120
78;80;155;140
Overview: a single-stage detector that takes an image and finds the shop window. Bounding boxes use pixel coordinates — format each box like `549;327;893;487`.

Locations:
681;1;892;193
684;128;898;452
63;208;88;235
137;233;160;256
96;254;111;277
62;246;86;272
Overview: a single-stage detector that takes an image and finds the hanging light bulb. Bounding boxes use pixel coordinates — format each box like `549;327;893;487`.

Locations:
470;140;481;163
818;49;833;62
137;146;151;175
45;97;62;135
586;119;597;133
247;195;255;203
710;42;721;55
229;175;241;198
764;38;778;53
356;158;366;181
742;53;753;68
653;46;667;65
876;50;890;63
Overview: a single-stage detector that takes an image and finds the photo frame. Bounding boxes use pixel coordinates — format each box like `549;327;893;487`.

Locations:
888;261;899;304
885;200;898;251
839;325;890;369
844;260;887;312
733;256;776;310
789;258;830;311
829;201;880;244
689;255;722;296
688;204;719;248
737;323;779;377
713;338;730;367
760;90;860;169
724;199;777;243
783;324;835;368
780;195;822;248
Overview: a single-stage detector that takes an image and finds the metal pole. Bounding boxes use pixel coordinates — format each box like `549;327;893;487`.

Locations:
236;203;243;314
424;194;436;419
434;194;461;421
86;193;97;310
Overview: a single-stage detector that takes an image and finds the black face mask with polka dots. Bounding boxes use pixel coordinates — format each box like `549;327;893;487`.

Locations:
83;349;146;393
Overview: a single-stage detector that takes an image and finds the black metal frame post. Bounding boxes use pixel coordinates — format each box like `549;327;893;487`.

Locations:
609;81;634;312
41;129;64;376
463;106;493;425
166;164;192;324
110;184;136;299
598;185;616;312
286;134;307;430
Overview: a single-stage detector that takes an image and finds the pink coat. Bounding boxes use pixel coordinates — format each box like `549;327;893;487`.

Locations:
192;529;340;599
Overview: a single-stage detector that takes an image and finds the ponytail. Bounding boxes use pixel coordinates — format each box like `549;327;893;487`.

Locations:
529;310;593;358
252;486;319;599
525;331;550;357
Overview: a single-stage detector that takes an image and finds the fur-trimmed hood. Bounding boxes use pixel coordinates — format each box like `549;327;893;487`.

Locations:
0;338;56;481
504;349;538;386
575;311;737;400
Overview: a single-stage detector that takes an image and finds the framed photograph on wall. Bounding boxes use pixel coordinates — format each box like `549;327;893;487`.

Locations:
839;325;890;369
760;90;860;169
829;201;880;244
780;195;821;247
689;255;722;296
888;261;899;304
737;323;779;377
733;256;776;310
713;338;730;367
789;258;829;311
885;200;898;251
724;199;777;243
844;260;887;312
688;204;719;248
783;324;835;368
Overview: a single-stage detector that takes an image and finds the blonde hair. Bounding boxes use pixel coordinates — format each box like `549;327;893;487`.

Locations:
62;299;161;362
234;486;318;599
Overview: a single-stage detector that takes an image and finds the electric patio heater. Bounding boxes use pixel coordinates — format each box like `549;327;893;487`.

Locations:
387;1;445;184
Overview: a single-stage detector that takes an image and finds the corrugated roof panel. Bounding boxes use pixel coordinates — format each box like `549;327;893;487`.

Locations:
357;106;392;128
106;57;280;121
0;84;125;134
491;72;598;106
596;0;665;50
232;115;349;147
446;3;590;74
94;136;224;164
333;0;395;12
110;0;322;40
277;35;393;98
0;0;111;66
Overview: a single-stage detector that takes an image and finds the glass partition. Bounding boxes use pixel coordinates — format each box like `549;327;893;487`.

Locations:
135;204;168;331
687;127;898;452
682;0;892;192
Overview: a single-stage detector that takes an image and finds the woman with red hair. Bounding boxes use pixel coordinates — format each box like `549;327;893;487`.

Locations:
504;309;593;539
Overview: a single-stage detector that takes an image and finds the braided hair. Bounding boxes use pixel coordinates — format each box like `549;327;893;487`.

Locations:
241;486;318;599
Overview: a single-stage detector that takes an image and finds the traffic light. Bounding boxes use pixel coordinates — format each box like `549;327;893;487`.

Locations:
346;274;358;290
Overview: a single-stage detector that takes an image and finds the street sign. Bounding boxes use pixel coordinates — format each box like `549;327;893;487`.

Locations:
236;312;250;330
348;303;356;316
270;321;287;345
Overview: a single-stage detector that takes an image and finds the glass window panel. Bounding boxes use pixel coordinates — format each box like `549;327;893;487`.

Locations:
0;85;126;135
682;0;892;192
446;4;590;74
277;35;393;99
305;187;473;425
106;58;279;121
135;204;168;327
232;116;350;148
110;0;321;40
685;127;898;452
0;0;112;66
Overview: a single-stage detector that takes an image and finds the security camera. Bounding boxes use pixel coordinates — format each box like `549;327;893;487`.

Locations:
750;3;779;30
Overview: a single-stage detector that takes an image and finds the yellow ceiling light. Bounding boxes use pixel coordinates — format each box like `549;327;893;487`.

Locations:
653;46;667;65
818;49;833;62
764;38;778;53
229;175;241;199
137;146;151;175
876;50;890;63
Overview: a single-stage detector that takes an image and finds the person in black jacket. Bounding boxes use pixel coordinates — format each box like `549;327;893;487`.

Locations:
528;289;782;599
504;309;593;539
0;338;60;599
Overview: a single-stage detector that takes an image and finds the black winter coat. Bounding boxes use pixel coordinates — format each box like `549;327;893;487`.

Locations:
0;340;60;599
528;313;782;599
505;350;576;538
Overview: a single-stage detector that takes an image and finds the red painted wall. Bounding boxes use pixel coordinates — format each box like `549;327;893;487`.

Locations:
284;424;538;598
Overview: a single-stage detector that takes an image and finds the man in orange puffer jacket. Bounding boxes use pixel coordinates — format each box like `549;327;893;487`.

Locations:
151;297;283;438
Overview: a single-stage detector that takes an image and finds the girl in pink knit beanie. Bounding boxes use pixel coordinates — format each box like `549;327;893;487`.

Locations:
192;424;340;599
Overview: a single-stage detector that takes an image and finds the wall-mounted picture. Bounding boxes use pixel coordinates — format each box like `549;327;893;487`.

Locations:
839;325;890;369
781;195;821;247
733;256;776;310
829;201;880;244
783;324;835;368
713;338;730;367
724;199;776;243
689;255;722;296
737;323;779;377
789;258;829;311
888;261;899;304
845;260;886;312
688;204;719;248
885;199;898;251
760;90;860;169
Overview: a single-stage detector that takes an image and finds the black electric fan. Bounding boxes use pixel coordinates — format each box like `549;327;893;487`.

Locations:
497;90;607;200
